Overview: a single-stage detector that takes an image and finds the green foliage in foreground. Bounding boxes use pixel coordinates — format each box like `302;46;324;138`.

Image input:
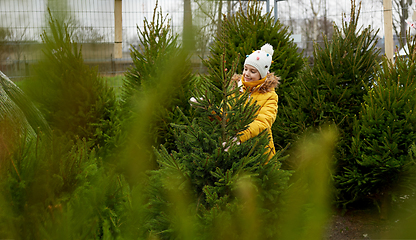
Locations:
0;131;146;240
1;1;416;239
1;86;415;239
0;134;98;239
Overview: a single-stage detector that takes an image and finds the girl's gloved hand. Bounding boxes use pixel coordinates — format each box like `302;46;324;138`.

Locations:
189;97;203;108
223;137;240;152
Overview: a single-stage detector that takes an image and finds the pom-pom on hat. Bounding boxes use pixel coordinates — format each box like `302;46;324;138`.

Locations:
244;43;274;79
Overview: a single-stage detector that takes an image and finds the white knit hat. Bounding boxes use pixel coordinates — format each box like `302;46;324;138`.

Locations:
244;43;274;79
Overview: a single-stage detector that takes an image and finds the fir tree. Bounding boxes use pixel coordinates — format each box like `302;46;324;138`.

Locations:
274;1;380;165
336;34;416;216
146;55;291;240
0;10;129;239
24;9;119;152
123;3;194;152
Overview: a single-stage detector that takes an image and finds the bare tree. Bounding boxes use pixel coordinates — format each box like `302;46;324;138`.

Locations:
0;26;32;73
47;0;105;43
67;20;106;43
310;0;323;41
395;0;412;43
0;28;13;62
181;0;241;73
11;26;30;71
283;0;333;57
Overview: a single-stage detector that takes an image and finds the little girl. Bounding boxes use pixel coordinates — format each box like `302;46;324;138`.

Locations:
191;44;279;160
232;43;280;160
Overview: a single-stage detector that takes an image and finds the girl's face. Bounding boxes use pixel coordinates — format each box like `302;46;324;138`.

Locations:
243;64;261;82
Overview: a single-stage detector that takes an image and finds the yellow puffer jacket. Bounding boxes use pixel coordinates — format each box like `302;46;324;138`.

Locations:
232;73;280;161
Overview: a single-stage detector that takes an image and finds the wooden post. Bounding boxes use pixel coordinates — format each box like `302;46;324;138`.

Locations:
114;0;122;59
183;0;193;48
413;6;416;21
383;0;393;61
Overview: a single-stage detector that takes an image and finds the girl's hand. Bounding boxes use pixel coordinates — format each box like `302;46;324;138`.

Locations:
189;97;204;108
223;137;240;152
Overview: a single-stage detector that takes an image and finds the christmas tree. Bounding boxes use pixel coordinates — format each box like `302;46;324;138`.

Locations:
336;34;416;217
123;3;194;152
0;10;128;239
145;54;291;239
23;9;119;153
274;0;380;166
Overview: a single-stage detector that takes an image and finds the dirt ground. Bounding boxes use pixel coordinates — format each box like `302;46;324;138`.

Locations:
323;194;416;240
325;195;416;240
324;208;394;240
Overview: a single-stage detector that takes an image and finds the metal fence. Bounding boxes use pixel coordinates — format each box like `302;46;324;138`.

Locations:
0;0;406;79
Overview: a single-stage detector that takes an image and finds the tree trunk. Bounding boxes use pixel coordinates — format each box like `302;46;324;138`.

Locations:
399;0;408;43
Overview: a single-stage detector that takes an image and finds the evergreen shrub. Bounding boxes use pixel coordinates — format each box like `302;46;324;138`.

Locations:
335;34;416;213
123;4;194;152
274;2;380;164
24;10;120;152
146;55;291;239
203;0;305;170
